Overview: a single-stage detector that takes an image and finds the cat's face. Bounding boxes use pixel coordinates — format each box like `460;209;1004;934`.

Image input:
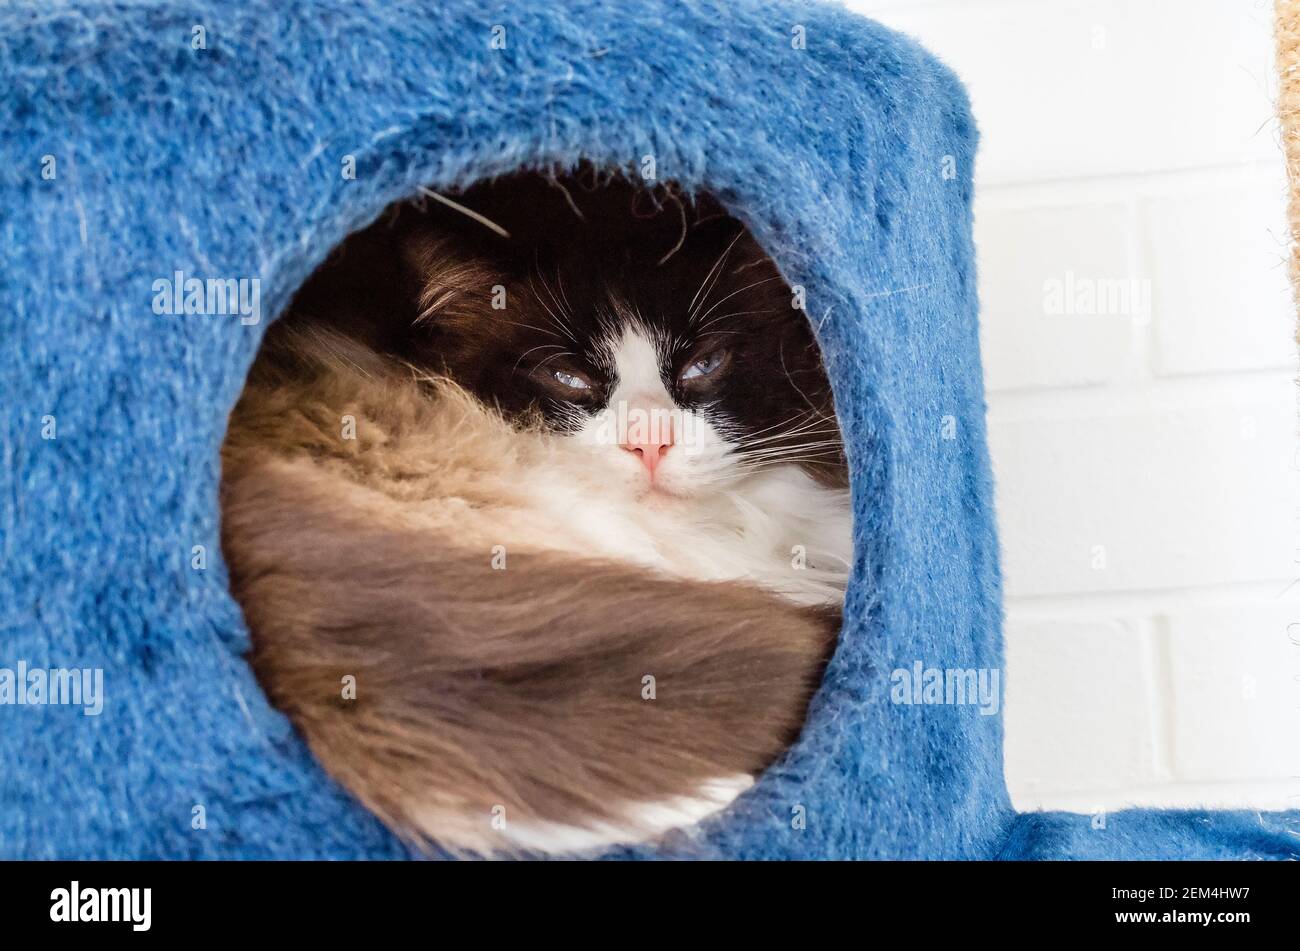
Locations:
402;176;845;501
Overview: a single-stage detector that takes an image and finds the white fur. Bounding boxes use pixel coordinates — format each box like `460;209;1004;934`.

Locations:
492;775;754;854
481;328;851;854
529;459;852;607
555;326;852;607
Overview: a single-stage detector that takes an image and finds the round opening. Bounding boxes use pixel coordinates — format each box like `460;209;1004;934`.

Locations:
219;166;852;856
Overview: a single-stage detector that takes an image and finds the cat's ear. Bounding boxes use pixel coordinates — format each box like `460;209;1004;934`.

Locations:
399;228;501;329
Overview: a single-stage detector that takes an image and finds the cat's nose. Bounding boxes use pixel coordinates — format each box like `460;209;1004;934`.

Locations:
620;432;674;475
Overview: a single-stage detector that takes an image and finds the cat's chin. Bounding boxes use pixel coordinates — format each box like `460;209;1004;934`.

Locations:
630;479;704;504
617;462;727;501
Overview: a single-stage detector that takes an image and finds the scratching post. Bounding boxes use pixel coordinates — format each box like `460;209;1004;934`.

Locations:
1278;0;1300;334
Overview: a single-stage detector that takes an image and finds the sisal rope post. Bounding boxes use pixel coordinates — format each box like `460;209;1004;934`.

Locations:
1276;0;1300;337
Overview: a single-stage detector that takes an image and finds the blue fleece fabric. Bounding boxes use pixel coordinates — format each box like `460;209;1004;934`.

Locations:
0;0;1294;860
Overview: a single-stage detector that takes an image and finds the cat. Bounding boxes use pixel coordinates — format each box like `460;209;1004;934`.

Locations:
220;172;853;855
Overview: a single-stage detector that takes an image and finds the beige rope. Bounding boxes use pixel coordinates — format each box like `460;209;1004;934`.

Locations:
1277;0;1300;335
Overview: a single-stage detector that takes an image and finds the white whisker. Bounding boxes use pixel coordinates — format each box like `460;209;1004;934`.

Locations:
687;229;746;323
693;276;782;327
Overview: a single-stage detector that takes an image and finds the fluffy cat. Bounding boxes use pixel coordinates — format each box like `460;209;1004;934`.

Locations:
221;172;852;854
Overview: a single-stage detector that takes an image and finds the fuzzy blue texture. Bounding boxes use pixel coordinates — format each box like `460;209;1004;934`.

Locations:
1;0;1294;860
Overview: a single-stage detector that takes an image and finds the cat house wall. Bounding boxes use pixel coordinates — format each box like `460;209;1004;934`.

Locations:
1;0;1295;859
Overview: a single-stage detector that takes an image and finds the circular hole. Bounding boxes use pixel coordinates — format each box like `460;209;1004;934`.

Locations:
219;168;853;855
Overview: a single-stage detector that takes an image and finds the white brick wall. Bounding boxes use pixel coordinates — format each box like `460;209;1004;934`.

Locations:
848;0;1300;810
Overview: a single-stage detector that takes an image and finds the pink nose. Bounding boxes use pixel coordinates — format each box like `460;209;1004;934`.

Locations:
621;435;674;474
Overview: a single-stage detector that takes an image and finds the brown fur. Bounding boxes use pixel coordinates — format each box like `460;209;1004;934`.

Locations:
221;332;837;853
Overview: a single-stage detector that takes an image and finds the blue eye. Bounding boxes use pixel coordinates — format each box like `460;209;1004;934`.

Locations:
553;369;591;390
680;349;726;381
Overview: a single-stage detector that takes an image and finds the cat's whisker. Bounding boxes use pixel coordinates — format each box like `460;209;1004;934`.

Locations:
491;316;569;341
693;276;783;328
726;439;843;459
731;449;838;466
734;456;845;470
738;416;838;444
696;330;746;340
687;229;746;324
729;453;844;475
695;307;778;334
532;350;574;374
540;272;579;333
743;417;838;436
736;447;845;465
529;273;580;344
555;269;577;319
743;412;834;435
740;429;841;449
716;408;820;441
733;443;846;463
739;440;845;454
513;343;570;373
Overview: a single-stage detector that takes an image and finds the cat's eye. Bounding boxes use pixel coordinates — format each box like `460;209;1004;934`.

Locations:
552;369;592;391
680;349;728;382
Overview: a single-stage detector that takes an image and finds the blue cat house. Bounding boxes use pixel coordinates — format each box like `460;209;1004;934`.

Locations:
1;0;1295;859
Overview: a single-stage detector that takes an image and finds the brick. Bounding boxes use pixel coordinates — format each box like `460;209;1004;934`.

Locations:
1162;604;1300;782
851;0;1278;184
989;387;1298;598
1144;177;1296;376
978;201;1144;392
1004;616;1161;804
